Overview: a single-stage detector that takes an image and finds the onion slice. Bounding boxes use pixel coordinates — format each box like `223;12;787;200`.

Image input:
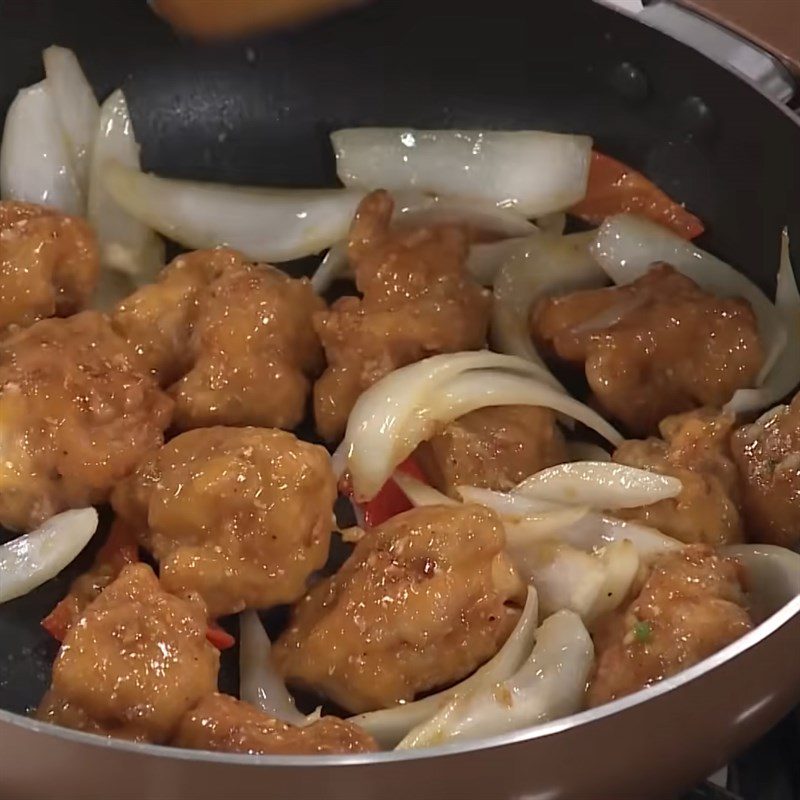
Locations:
351;586;539;748
456;486;566;518
392;473;459;508
513;461;682;509
566;441;610;462
103;162;365;262
0;82;83;214
397;609;593;749
88;91;165;291
0;508;98;604
592;214;786;386
725;230;800;414
42;46;99;193
238;610;307;726
491;231;605;369
332;128;592;217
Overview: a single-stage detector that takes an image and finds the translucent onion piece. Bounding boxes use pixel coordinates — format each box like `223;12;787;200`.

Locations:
88;91;165;283
91;268;138;312
398;609;593;749
103;162;365;262
311;242;349;294
0;508;98;604
466;237;535;286
340;352;622;500
239;610;307;726
513;461;682;509
392;472;459;508
725;230;800;414
332;128;593;217
351;586;539;749
535;212;567;236
566;441;610;462
456;486;565;519
0;81;83;214
42;45;99;193
592;213;786;386
507;539;639;621
491;231;604;369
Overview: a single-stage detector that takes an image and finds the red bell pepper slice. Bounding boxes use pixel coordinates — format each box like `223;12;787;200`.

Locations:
205;622;236;651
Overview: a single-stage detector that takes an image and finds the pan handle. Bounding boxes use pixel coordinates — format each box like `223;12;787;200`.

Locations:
595;0;797;105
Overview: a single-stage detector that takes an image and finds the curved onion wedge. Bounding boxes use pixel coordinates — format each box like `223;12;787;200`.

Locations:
0;82;83;214
535;212;567;236
491;231;604;368
42;46;99;192
332;128;592;217
592;214;786;386
466;237;535;286
566;441;610;462
339;352;622;500
0;508;98;604
457;486;565;518
392;472;459;508
398;609;593;749
103;162;365;262
311;242;349;294
725;230;800;414
238;610;307;726
351;586;539;748
88;91;165;285
513;461;682;509
507;538;639;621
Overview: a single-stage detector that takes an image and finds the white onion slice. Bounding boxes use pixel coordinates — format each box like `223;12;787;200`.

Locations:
42;46;99;193
566;441;610;462
352;586;539;748
535;212;567;236
311;242;349;294
332;128;592;217
398;609;593;749
339;352;622;500
103;162;365;263
491;231;605;368
238;610;307;726
466;237;535;286
725;230;800;414
456;486;566;518
592;214;786;386
90;268;138;311
391;472;459;509
0;82;83;214
513;461;682;509
88;90;165;284
0;508;98;604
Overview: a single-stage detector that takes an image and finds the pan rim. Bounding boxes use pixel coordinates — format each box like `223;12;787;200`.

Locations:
1;592;797;767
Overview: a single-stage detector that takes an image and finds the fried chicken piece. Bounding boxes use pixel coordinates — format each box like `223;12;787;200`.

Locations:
274;504;525;713
0;312;172;531
588;545;752;706
0;201;98;335
313;190;492;442
37;564;219;743
613;409;744;546
731;393;800;548
416;405;567;497
112;248;325;431
532;263;764;435
112;427;336;617
174;694;377;755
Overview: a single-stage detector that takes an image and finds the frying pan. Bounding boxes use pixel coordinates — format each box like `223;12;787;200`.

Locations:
0;1;799;798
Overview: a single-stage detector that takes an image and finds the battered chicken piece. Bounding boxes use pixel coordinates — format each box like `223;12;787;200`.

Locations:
274;504;526;713
112;427;337;617
416;405;568;497
588;545;752;707
731;394;800;547
0;201;98;334
37;564;219;743
112;247;325;431
613;409;744;546
314;190;492;442
532;264;764;435
173;694;377;755
0;312;172;531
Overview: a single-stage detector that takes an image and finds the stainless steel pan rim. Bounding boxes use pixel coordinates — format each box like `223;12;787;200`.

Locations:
2;592;797;767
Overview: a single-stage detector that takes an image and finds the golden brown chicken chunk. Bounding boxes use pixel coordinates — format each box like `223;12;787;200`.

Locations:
37;564;219;743
112;247;325;431
173;693;377;755
532;263;764;435
415;405;567;497
112;427;336;618
731;394;800;548
613;409;744;546
0;201;99;335
313;190;492;442
274;504;525;713
588;545;752;706
0;312;172;531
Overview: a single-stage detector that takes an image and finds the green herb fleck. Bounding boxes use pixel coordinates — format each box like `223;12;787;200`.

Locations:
632;621;652;643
